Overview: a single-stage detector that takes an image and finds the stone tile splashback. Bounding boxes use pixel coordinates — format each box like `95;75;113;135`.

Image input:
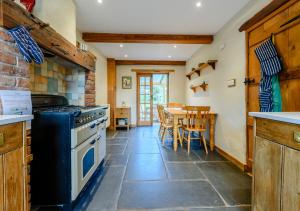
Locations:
30;59;86;106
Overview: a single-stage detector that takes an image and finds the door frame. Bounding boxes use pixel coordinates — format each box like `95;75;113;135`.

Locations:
137;73;153;126
136;72;170;126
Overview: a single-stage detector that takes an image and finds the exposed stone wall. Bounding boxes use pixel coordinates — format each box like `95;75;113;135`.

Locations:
85;70;96;106
0;27;30;90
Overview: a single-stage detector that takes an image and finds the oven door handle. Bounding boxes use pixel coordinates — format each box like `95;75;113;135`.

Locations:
90;123;96;129
90;139;96;145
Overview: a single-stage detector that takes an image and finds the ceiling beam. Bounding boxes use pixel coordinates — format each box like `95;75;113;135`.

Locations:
82;33;214;44
116;60;186;66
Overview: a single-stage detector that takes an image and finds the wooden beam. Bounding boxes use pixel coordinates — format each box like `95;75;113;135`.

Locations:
132;69;175;74
116;60;186;66
82;33;213;44
239;0;290;32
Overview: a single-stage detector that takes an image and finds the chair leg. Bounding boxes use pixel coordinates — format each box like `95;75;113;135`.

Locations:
187;131;191;154
158;124;162;138
178;128;183;147
199;132;202;146
202;134;208;154
162;127;166;146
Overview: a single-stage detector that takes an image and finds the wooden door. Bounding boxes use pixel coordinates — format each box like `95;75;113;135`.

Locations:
253;136;282;211
137;74;153;126
282;147;300;211
0;155;3;211
245;1;300;171
3;148;24;211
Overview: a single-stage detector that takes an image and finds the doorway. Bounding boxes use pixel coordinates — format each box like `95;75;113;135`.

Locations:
137;73;169;126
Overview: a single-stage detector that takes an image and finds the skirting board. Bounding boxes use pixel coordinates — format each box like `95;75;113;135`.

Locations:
215;146;247;172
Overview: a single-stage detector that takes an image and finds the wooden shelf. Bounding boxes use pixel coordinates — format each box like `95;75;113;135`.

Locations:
186;60;218;80
190;82;208;93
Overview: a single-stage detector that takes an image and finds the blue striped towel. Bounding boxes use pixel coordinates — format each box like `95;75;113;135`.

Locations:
8;26;44;64
255;38;282;76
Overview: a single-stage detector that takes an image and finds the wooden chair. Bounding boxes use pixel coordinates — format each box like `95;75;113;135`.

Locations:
168;102;184;108
157;105;182;146
182;106;210;154
157;104;164;138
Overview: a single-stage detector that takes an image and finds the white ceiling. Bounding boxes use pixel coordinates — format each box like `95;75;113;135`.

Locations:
90;43;202;60
75;0;251;60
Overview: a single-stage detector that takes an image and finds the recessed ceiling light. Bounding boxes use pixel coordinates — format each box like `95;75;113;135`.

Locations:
124;54;128;58
120;44;124;48
173;45;177;48
196;1;202;7
168;55;172;58
97;0;103;4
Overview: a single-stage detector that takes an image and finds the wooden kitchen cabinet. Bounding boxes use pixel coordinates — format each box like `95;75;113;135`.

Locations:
282;147;300;211
252;116;300;211
0;120;31;211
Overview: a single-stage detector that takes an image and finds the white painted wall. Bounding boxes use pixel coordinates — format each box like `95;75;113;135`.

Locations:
32;0;77;45
116;65;186;125
185;0;271;164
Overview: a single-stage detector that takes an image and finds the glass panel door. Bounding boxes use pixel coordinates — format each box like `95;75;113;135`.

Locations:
153;74;168;122
137;74;153;125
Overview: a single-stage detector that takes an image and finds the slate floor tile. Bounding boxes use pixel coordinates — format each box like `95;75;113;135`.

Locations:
87;166;125;211
107;138;129;144
125;154;167;181
193;150;227;162
106;154;129;166
118;181;224;209
198;162;251;206
161;146;201;162
189;205;251;211
166;163;205;180
107;144;126;154
126;139;160;154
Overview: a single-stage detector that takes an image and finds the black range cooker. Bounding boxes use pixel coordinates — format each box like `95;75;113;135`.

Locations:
31;95;107;210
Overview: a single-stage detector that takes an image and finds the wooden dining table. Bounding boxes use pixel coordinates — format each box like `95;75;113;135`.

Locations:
164;107;217;152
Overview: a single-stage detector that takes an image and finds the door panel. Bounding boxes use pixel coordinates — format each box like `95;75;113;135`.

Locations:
288;23;300;70
281;79;300;111
4;148;24;211
253;136;282;211
0;155;3;211
275;30;289;70
137;74;153;126
282;147;300;211
248;45;261;83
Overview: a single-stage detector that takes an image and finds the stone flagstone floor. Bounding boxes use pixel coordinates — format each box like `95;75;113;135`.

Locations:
86;126;251;211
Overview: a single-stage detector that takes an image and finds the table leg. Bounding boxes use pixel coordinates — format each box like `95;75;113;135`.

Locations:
209;114;216;151
173;116;179;151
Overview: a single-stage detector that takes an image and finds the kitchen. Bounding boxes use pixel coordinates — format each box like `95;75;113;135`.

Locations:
0;0;299;211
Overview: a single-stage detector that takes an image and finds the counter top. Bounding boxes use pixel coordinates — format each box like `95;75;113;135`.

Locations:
0;115;33;126
249;112;300;125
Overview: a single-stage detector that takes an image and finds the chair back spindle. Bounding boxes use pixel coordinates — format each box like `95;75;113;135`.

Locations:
183;106;210;130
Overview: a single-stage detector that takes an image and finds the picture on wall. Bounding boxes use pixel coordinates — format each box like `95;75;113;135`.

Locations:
122;76;132;89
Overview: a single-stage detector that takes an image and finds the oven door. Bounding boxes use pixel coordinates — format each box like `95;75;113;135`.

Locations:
97;118;107;165
71;134;99;201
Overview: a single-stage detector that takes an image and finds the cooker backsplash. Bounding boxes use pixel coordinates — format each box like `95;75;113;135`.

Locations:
30;58;86;106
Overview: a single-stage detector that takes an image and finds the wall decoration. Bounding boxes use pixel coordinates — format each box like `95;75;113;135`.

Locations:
122;76;132;89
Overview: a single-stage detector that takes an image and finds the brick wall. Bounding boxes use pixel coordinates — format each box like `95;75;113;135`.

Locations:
0;27;30;90
85;70;96;106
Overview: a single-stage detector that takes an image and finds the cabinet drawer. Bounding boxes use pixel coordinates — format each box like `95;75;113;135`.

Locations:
0;123;23;155
115;108;130;118
256;118;300;150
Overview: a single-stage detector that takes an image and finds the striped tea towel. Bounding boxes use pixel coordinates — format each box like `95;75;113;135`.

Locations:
8;26;44;64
